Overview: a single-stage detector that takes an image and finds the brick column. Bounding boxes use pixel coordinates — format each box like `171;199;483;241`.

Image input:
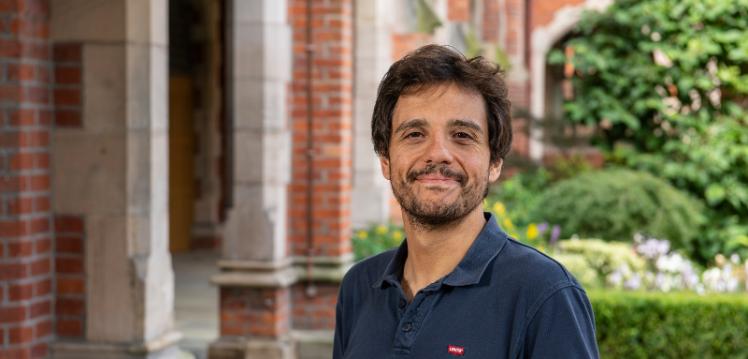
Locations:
288;0;355;356
48;0;180;357
0;1;54;358
209;1;295;358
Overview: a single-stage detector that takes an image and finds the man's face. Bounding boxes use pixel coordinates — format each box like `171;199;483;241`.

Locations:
380;82;502;226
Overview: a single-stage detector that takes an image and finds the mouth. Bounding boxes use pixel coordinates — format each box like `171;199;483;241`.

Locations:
407;164;466;186
415;174;459;184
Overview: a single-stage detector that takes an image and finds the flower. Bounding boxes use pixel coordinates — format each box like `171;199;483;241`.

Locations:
502;217;514;230
550;225;561;245
356;230;368;239
526;223;539;240
492;202;506;216
375;225;388;235
392;231;403;241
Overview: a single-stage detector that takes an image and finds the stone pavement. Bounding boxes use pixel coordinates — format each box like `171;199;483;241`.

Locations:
173;250;220;359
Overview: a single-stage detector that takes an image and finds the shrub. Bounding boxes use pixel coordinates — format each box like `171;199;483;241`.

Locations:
590;291;748;358
551;252;600;289
352;224;404;261
558;238;646;282
487;168;551;228
532;168;705;256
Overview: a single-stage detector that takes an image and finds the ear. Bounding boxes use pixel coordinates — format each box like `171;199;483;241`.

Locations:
379;156;391;180
488;158;503;183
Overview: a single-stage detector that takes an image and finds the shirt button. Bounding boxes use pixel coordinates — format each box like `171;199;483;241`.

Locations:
402;322;413;332
398;299;406;309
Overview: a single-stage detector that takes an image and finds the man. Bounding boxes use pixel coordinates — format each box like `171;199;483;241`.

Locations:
333;45;599;358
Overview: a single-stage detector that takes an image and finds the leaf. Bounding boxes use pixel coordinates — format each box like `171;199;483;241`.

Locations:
705;184;726;205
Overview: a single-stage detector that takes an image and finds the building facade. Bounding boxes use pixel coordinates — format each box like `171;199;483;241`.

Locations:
0;0;610;358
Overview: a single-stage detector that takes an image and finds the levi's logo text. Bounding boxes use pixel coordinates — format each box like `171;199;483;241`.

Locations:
447;345;465;356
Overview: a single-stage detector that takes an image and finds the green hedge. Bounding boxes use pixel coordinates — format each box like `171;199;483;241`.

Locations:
590;291;748;358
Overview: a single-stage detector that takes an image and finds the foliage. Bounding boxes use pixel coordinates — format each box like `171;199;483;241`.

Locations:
557;236;748;294
556;238;646;288
352;224;404;261
416;0;442;34
487;169;552;228
550;253;600;289
549;0;748;263
532;168;706;256
590;290;748;358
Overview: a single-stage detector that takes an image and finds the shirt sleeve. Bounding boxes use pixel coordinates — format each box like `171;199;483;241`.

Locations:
521;285;600;359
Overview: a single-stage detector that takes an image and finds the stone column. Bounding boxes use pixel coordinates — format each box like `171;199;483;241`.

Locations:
350;0;392;229
208;1;295;358
49;0;180;358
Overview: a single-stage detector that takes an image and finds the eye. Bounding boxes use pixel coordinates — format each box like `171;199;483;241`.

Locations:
454;131;475;140
404;131;424;139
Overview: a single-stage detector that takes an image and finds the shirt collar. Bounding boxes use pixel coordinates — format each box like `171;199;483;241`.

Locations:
373;212;508;289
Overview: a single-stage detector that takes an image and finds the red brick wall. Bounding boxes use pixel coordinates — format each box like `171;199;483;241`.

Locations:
220;287;290;338
53;215;85;339
290;283;337;330
482;0;500;42
447;0;470;22
531;0;585;30
504;0;525;59
0;1;53;358
52;43;81;127
288;0;354;258
391;32;432;61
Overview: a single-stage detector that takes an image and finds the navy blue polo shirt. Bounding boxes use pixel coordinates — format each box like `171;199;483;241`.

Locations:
333;213;599;358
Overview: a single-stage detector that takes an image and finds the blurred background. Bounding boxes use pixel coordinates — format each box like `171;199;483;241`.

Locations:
1;0;747;358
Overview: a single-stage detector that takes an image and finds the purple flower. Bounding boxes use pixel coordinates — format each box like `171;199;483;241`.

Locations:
550;225;561;245
537;222;549;234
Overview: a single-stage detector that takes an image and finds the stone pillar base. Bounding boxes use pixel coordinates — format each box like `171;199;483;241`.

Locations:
51;331;181;359
293;330;334;359
209;336;296;359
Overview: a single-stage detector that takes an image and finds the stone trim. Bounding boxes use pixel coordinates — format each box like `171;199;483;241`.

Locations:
292;254;354;283
212;266;298;288
291;329;334;345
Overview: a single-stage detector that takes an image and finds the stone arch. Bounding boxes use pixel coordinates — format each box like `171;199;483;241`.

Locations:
528;0;613;160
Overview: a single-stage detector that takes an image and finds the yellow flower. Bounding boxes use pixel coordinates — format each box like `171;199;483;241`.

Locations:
392;231;403;241
375;225;388;235
502;217;514;230
526;223;539;240
492;202;507;216
356;230;368;239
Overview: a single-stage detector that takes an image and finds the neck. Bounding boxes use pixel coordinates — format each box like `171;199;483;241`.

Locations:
400;206;486;300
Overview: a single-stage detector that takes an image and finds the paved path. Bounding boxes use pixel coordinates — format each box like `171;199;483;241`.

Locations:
173;250;220;359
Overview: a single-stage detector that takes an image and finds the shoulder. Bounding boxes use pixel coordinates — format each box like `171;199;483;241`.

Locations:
339;248;398;295
501;237;578;280
490;237;585;305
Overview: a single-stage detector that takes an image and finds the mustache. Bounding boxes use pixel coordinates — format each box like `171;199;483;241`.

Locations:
406;164;466;184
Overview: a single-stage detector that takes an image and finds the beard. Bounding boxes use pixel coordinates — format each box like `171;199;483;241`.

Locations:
391;163;489;228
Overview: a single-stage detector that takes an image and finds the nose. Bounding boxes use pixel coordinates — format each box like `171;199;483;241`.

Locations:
424;135;454;164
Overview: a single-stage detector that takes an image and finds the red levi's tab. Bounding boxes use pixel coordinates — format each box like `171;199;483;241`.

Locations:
447;345;465;356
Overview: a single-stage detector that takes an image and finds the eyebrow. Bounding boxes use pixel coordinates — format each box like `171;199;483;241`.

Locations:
448;119;484;134
393;118;428;134
393;118;484;135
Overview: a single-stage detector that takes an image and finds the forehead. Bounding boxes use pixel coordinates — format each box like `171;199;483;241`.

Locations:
392;83;487;128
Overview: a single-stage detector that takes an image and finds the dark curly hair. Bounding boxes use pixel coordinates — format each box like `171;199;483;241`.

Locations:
371;45;512;164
